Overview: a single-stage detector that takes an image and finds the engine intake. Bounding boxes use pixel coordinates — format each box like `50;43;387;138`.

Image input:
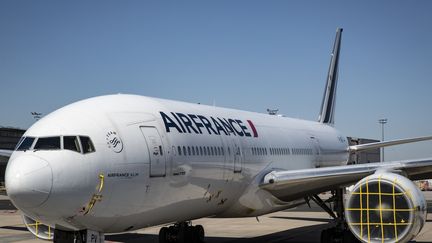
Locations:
345;172;426;243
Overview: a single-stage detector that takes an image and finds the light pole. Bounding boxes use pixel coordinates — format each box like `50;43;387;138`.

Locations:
378;118;388;162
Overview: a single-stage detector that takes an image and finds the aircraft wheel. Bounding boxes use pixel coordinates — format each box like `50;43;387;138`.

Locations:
176;225;185;243
160;222;205;243
194;225;205;242
320;228;331;243
159;227;169;243
321;228;339;242
342;230;360;243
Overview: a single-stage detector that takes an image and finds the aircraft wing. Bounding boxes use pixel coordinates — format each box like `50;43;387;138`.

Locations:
0;149;13;158
349;135;432;152
260;158;432;201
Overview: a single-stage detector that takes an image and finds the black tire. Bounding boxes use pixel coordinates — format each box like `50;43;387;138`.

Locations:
342;230;360;243
159;227;169;243
194;225;205;242
177;226;185;243
75;232;85;243
321;229;330;243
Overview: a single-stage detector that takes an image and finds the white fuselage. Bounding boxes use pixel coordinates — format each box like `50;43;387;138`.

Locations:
5;94;349;233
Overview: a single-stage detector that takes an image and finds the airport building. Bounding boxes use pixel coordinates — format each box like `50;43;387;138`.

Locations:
347;137;380;164
0;127;26;184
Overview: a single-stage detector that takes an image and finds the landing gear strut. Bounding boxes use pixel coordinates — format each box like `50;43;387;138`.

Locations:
311;189;359;243
158;222;205;243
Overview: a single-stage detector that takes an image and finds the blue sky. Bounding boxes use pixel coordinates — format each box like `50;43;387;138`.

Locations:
1;1;431;161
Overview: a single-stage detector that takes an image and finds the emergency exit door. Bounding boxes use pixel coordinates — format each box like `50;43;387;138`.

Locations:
140;126;166;177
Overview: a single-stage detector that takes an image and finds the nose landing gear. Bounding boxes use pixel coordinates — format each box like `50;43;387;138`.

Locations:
159;222;205;243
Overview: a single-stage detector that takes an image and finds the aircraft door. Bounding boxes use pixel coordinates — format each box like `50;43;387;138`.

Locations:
230;139;242;173
140;126;166;177
310;136;322;168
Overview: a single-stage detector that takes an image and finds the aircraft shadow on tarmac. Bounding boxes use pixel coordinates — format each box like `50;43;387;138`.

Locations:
0;225;28;232
269;216;332;223
106;217;432;243
106;224;328;243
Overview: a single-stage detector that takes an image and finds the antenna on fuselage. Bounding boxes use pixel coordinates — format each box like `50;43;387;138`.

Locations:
267;109;279;115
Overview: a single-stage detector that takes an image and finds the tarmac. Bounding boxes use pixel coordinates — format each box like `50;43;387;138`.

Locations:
1;192;432;243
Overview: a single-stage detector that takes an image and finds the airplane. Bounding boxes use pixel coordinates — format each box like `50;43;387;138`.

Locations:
4;28;432;243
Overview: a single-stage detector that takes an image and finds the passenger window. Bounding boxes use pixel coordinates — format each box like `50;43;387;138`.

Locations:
79;136;95;154
178;146;182;155
64;136;81;153
16;137;35;151
34;137;61;150
200;146;203;156
183;146;187;156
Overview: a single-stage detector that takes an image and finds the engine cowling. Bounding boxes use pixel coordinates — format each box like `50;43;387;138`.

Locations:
23;215;53;240
345;172;427;243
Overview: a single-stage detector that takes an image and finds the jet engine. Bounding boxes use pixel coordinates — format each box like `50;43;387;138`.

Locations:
23;215;53;240
345;172;427;243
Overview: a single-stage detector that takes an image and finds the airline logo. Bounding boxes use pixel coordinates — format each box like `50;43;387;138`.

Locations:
160;111;258;138
106;131;123;153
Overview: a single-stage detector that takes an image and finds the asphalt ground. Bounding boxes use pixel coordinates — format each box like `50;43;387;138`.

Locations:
1;192;432;243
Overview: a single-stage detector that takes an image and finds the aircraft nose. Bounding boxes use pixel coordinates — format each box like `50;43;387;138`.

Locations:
5;155;53;209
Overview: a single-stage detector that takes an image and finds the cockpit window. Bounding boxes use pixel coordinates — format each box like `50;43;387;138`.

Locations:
14;137;25;150
64;136;81;153
16;137;35;151
15;135;95;154
34;137;61;150
79;136;95;154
